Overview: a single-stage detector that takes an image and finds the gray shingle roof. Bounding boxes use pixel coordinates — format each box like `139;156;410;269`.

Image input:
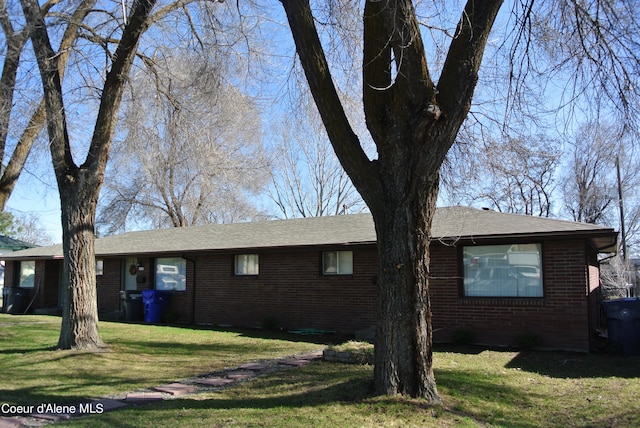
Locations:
1;206;617;260
0;235;37;251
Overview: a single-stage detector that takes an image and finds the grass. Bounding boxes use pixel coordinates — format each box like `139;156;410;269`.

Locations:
0;314;322;406
2;314;640;427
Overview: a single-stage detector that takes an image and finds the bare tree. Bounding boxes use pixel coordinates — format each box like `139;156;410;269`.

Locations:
20;0;234;348
0;0;96;210
562;122;634;224
600;254;632;299
12;0;270;350
12;211;55;245
98;53;269;233
281;0;502;401
445;135;560;216
21;0;162;349
280;0;640;401
269;99;364;218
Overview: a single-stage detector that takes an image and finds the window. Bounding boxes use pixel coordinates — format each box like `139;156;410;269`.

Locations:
19;261;35;288
323;251;353;275
96;260;104;276
155;257;186;291
463;244;542;297
235;254;259;275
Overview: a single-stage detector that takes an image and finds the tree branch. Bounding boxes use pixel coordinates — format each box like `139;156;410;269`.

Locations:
280;0;382;211
437;0;503;133
84;0;158;175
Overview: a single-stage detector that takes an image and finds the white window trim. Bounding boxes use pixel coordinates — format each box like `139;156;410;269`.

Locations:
323;250;353;275
19;260;35;288
235;254;259;276
463;243;543;298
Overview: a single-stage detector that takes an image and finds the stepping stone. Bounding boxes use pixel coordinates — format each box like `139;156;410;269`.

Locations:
153;383;198;396
300;351;323;360
226;370;255;380
195;377;235;387
279;359;311;367
125;392;164;402
0;417;27;428
239;362;269;371
90;398;127;412
30;413;72;422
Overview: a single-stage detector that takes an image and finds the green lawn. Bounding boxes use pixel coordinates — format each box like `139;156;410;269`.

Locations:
1;314;640;427
0;314;322;405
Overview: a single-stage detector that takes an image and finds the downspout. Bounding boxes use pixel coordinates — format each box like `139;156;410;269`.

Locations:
182;254;196;324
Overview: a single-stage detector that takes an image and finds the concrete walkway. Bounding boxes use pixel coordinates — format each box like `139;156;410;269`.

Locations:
0;350;323;427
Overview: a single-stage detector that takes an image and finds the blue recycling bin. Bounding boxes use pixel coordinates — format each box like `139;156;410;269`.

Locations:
141;289;171;323
602;298;640;356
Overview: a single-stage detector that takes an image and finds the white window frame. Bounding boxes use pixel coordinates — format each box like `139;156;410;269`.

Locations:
322;251;353;275
235;254;259;276
19;260;35;288
155;257;186;291
463;243;543;297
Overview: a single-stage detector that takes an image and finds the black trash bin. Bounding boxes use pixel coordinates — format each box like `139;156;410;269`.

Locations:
1;287;9;313
4;287;29;314
121;290;144;322
141;289;171;323
601;298;640;356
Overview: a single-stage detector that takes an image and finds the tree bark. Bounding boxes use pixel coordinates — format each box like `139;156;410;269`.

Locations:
58;173;102;349
371;173;440;400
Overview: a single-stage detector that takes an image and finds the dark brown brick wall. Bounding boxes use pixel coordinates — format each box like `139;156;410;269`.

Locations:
97;258;123;313
193;246;379;332
430;239;593;351
12;237;601;351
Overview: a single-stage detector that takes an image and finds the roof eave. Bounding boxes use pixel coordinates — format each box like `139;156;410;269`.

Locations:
434;229;618;254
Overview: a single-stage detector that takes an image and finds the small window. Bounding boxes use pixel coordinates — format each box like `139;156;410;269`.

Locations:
463;244;542;297
235;254;259;275
19;261;35;288
96;260;104;276
323;251;353;275
155;257;186;291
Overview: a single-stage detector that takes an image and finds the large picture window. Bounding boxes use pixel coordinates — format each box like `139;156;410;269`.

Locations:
235;254;259;275
155;257;186;291
19;261;35;288
463;244;542;297
323;251;353;275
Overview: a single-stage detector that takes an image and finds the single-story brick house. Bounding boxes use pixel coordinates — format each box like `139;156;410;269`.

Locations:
1;206;617;351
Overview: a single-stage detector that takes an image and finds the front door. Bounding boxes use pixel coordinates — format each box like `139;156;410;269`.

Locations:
121;258;138;311
123;258;138;291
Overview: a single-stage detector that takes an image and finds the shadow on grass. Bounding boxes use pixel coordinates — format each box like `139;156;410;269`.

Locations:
433;344;488;355
505;350;640;379
436;369;541;428
160;322;353;346
435;343;640;380
0;346;58;354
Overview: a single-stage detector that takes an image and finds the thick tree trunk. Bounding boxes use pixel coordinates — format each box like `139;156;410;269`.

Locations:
371;157;441;401
57;175;103;350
